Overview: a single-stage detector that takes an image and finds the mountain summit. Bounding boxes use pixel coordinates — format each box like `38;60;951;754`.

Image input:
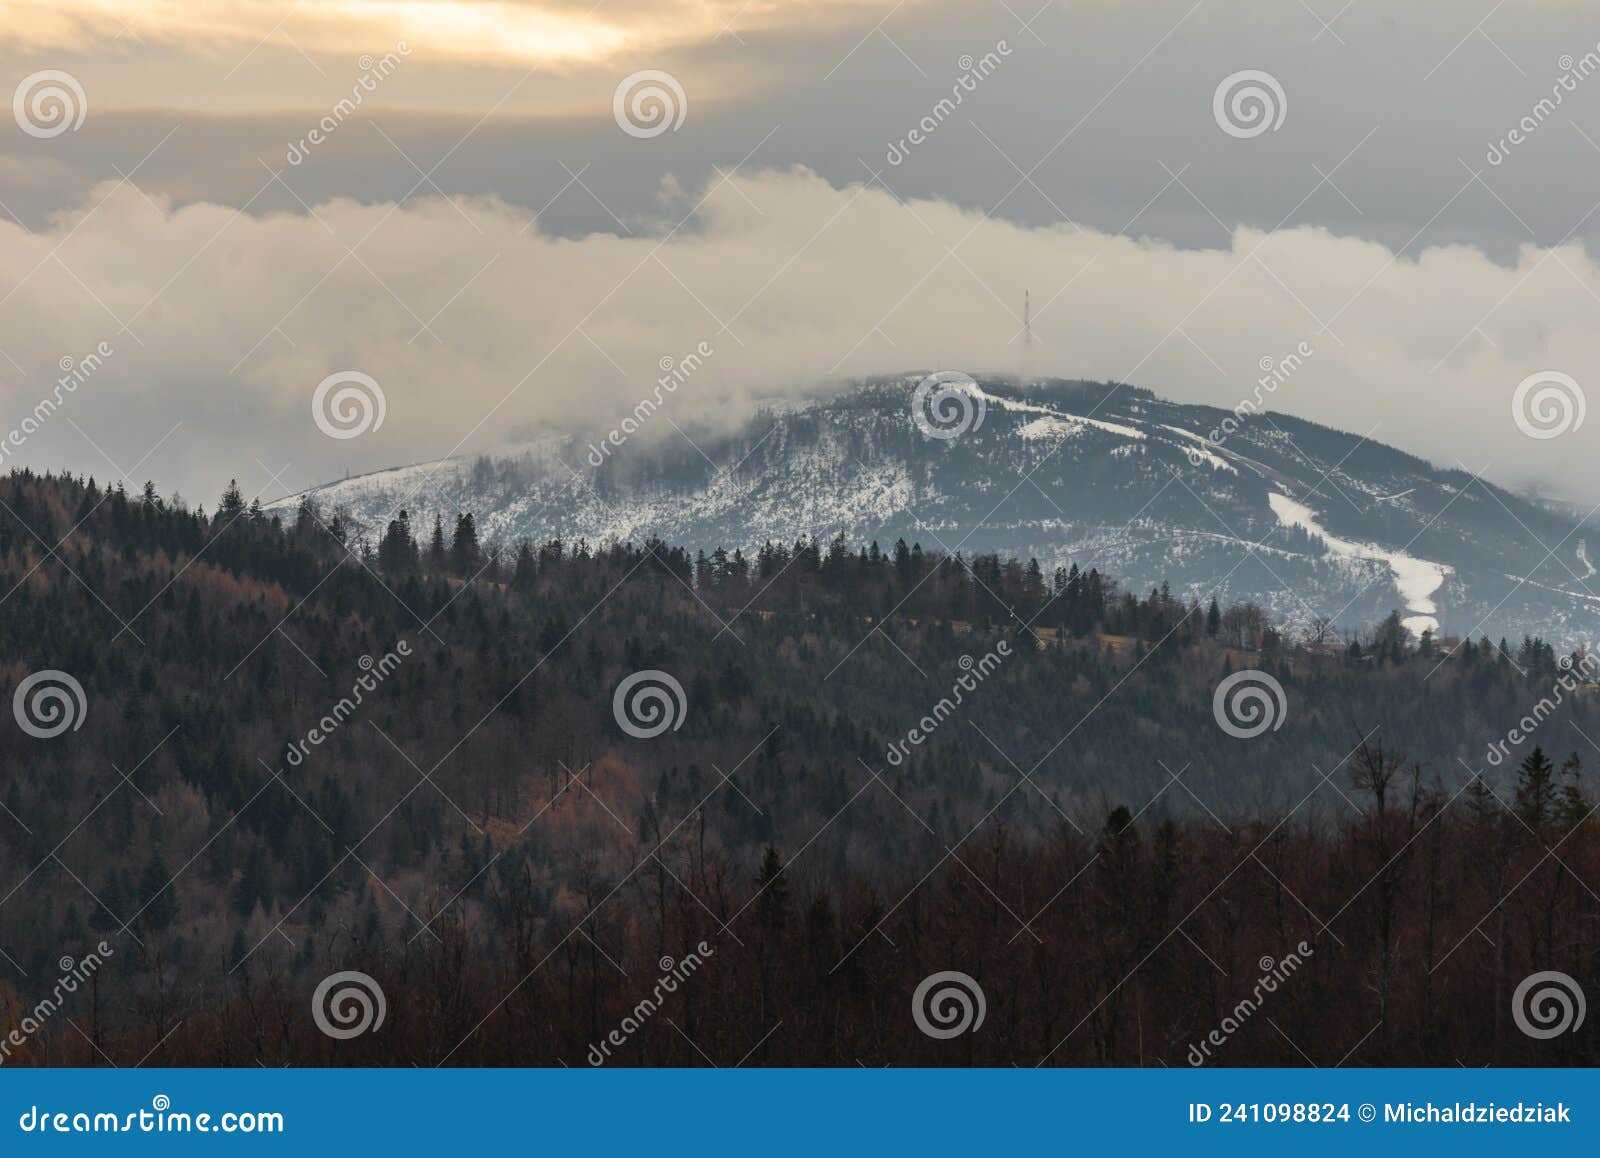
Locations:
270;375;1600;647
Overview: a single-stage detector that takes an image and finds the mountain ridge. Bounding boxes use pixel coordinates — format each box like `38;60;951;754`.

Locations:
267;375;1600;647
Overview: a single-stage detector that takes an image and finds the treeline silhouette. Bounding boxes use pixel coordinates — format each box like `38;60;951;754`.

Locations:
0;469;1594;1066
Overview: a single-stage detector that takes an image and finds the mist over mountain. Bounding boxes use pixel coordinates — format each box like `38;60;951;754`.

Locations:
271;375;1600;649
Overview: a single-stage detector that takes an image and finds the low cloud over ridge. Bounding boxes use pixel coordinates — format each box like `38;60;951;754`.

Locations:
0;166;1594;506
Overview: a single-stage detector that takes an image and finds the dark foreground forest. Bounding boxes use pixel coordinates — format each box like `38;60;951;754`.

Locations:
0;470;1596;1066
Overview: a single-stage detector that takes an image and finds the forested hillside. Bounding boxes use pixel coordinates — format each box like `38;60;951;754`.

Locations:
0;469;1595;1066
270;376;1600;648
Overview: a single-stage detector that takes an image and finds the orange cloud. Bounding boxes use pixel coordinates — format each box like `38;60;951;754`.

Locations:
2;0;899;69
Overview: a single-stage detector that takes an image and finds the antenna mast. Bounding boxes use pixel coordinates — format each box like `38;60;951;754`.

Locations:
1021;289;1033;377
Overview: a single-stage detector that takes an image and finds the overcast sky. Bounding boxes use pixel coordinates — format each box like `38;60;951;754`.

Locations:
2;0;1599;506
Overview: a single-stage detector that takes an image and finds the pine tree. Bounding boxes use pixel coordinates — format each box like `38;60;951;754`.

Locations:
427;514;448;571
893;538;912;587
451;513;480;575
512;541;537;590
90;869;129;934
232;845;273;918
1515;746;1557;833
138;852;179;933
1560;752;1587;827
217;479;246;523
379;510;419;573
756;845;788;935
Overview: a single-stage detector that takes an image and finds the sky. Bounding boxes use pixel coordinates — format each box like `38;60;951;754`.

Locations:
1;0;1599;506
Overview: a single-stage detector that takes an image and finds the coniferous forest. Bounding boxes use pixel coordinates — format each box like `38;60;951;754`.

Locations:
0;469;1596;1067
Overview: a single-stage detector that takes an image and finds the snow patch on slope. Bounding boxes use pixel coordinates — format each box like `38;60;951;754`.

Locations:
1013;412;1146;441
268;458;466;512
1268;491;1451;637
1155;426;1239;474
955;379;1146;441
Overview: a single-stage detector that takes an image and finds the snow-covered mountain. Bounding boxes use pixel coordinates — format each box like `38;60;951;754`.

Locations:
267;375;1600;647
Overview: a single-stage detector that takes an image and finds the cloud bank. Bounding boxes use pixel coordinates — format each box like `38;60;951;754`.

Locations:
0;166;1594;506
